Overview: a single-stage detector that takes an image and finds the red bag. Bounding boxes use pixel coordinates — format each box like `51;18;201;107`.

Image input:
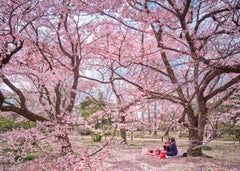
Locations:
160;151;167;159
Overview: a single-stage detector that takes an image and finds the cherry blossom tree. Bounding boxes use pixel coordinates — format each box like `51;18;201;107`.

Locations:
82;0;240;156
1;3;239;171
0;0;109;169
208;90;240;134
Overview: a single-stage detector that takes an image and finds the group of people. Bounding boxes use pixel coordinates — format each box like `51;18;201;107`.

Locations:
163;137;178;156
150;137;178;157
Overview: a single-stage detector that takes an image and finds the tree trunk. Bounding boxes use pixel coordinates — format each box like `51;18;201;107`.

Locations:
164;126;170;136
120;116;127;144
153;123;157;135
147;104;151;134
141;108;145;134
58;131;73;155
153;101;157;136
187;111;207;156
188;121;203;156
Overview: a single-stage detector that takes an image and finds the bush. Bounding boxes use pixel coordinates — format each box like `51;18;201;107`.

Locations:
14;154;35;161
15;120;37;129
0;116;16;132
202;145;212;150
77;128;91;135
91;133;102;142
0;116;36;132
24;155;35;161
14;154;21;161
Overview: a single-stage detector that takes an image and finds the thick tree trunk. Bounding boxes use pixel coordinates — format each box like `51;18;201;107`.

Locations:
187;111;207;156
120;128;127;144
188;123;203;156
188;127;206;156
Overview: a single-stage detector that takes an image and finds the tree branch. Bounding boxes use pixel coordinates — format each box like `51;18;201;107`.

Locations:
205;75;240;101
208;88;237;112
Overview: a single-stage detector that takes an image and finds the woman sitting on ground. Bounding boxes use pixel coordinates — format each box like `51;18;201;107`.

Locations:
163;137;171;152
167;137;178;156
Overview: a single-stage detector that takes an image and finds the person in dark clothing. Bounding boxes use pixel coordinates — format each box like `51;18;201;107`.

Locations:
167;137;178;156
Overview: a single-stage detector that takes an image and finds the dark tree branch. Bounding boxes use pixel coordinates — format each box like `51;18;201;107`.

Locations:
161;52;186;102
0;40;24;69
208;88;237;112
205;75;240;101
1;106;47;122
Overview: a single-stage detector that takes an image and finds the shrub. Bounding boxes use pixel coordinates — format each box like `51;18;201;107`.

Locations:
0;116;36;132
0;116;16;132
14;154;35;161
202;145;212;150
77;128;91;135
91;133;102;142
24;155;35;161
15;120;37;129
14;154;21;161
